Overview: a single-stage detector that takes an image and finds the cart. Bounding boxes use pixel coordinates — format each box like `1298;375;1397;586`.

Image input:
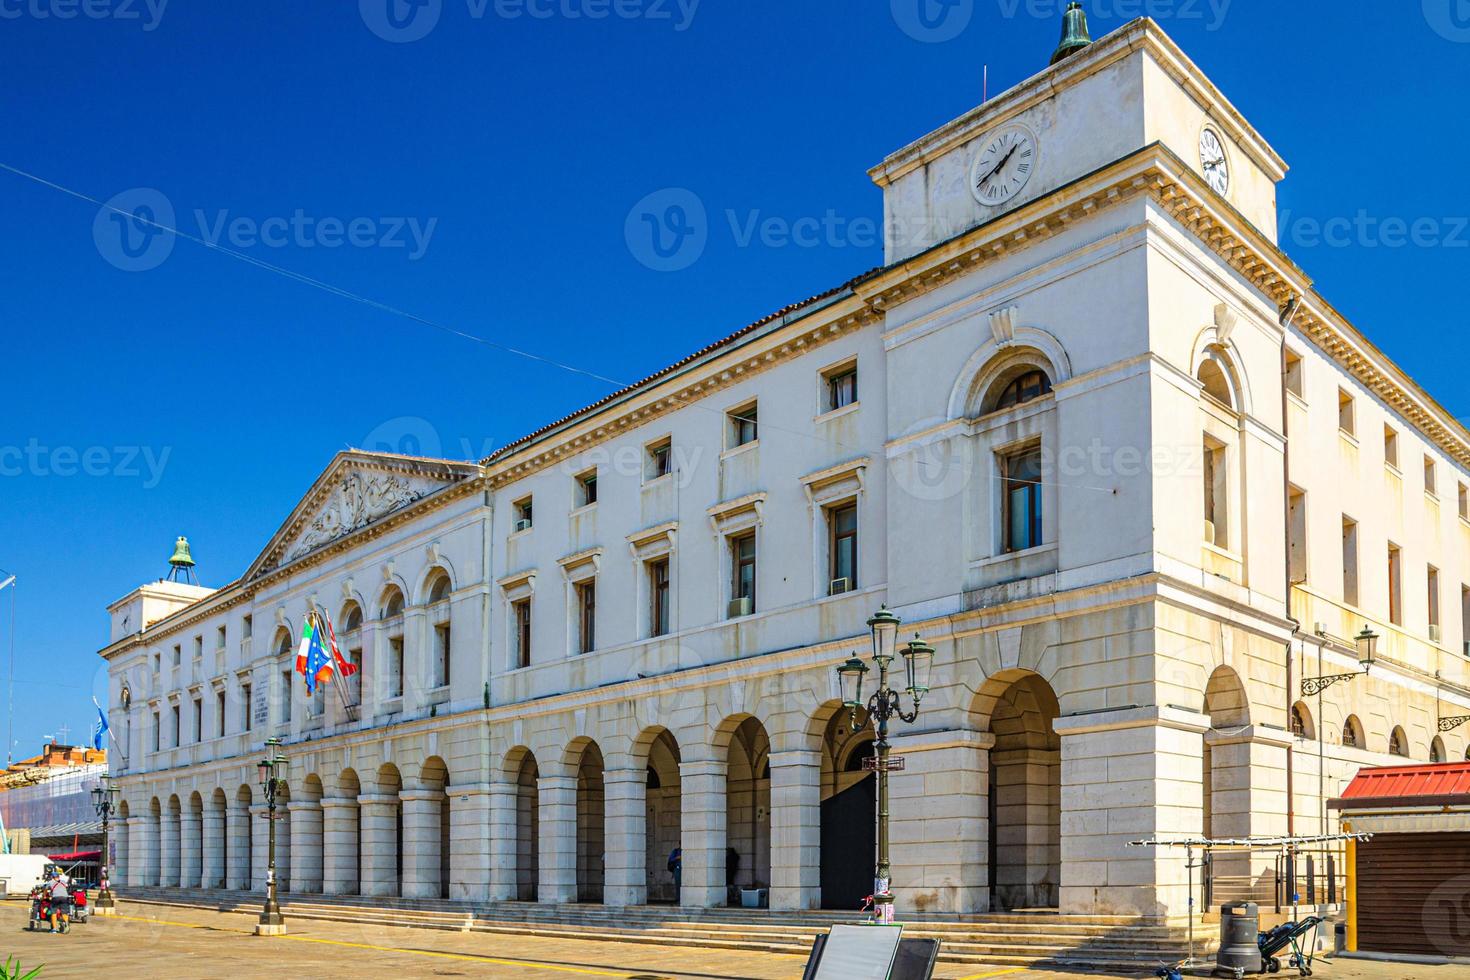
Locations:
1258;915;1324;976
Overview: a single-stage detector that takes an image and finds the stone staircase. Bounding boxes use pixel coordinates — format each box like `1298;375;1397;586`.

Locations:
118;888;1218;971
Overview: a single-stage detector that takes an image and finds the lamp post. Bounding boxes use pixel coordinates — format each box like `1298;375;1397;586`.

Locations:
90;776;120;912
1303;625;1378;833
836;607;934;925
254;737;289;936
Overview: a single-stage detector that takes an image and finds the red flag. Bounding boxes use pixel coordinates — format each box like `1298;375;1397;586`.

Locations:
323;607;358;677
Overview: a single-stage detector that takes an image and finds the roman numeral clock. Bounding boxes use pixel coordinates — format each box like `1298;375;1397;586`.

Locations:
970;124;1038;208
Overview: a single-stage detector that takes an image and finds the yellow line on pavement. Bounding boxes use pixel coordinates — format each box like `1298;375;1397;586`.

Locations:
954;969;1024;980
274;933;640;976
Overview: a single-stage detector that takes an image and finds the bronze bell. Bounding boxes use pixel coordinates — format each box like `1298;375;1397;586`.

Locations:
168;535;195;569
1050;2;1093;66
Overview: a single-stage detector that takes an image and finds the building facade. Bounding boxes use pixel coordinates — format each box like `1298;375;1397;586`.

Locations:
100;17;1470;920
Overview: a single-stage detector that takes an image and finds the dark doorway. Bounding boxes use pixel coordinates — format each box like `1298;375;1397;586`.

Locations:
820;775;875;910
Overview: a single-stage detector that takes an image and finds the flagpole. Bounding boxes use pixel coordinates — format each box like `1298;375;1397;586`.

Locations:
316;602;355;716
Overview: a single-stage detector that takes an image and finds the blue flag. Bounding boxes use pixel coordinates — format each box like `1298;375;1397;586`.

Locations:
303;617;333;694
92;698;109;751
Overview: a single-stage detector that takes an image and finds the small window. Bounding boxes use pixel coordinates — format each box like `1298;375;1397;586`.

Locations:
242;614;252;639
242;684;253;732
1388;543;1403;626
1425;456;1438;496
513;599;532;669
1432;738;1446;763
171;703;181;746
429;574;451;605
823;363;858;413
1429;566;1441;631
432;622;451;688
649;558;671;637
576;469;598;507
513;496;534;531
1203;439;1228;548
348;648;363;703
152;711;161;751
1289;702;1314;739
388;637;404;698
1389;727;1408;757
647;439;672;481
192;698;202;742
1284;348;1304;398
1384;426;1399;469
575;580;597;654
216;690;226;738
995;370;1053;412
193;635;203;659
1342;517;1359;607
1341;715;1361;749
153;652;161;672
1002;446;1044;553
1338;389;1355;436
828;502;858;594
730;533;756;615
728;401;758;448
215;625;226;651
172;644;182;667
343;604;363;633
280;669;292;724
1460;484;1468;521
1463;586;1470;658
383;589;405;619
1287;486;1307;584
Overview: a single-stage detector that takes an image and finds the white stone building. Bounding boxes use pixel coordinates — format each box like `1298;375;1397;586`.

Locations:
100;16;1470;921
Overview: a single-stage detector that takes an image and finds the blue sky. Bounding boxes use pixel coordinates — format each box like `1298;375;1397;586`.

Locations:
1;2;1466;761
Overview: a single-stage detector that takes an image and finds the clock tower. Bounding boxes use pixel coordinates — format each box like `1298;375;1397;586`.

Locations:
869;15;1287;264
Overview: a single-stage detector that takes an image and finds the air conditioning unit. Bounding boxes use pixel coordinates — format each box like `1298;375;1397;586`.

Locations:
514;518;532;532
828;577;852;597
1430;624;1442;643
728;597;753;619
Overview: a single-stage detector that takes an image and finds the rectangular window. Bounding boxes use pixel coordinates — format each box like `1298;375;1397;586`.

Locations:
216;625;227;651
433;622;451;688
728;401;758;448
153;652;160;673
1463;586;1470;658
649;558;671;637
1425;457;1438;496
281;669;292;724
349;647;363;704
1002;446;1044;553
388;637;404;698
242;614;252;639
171;704;180;747
577;469;598;507
172;644;182;667
730;533;756;616
152;711;160;751
192;697;202;743
513;496;534;531
647;439;672;481
216;690;226;738
1202;439;1228;548
1429;566;1441;633
1461;484;1469;521
1388;544;1403;626
1338;389;1355;436
824;364;858;412
193;635;203;660
1384;426;1399;469
1287;486;1307;584
513;600;532;669
828;502;858;594
1284;348;1304;398
242;684;253;732
576;580;597;654
1342;517;1359;607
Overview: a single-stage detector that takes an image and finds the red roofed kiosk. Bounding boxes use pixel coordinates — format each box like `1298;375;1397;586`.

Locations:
1328;761;1470;960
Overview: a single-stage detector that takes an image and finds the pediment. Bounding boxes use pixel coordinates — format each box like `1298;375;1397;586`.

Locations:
245;451;480;580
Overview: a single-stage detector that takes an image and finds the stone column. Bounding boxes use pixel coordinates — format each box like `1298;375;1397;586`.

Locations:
448;784;492;902
769;748;821;911
358;794;401;897
888;729;993;913
321;798;359;896
250;803;270;894
203;802;226;889
602;768;647;907
400;788;443;899
161;810;181;887
536;774;577;904
125;815;147;887
226;802;252;890
288;801;324;894
487;781;520;902
1206;726;1292;901
1055;706;1208;918
181;806;204;889
680;758;728;908
114;817;132;888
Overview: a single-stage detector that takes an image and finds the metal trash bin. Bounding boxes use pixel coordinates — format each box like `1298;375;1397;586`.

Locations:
1215;901;1261;976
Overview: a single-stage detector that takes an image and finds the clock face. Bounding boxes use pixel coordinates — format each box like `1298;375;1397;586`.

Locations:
970;126;1037;207
1200;128;1230;196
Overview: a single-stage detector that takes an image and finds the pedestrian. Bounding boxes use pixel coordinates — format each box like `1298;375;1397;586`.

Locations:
667;846;682;894
47;873;72;933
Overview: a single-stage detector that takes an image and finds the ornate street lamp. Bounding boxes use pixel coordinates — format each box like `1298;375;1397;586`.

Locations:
1301;625;1379;696
254;737;289;936
835;606;932;925
90;776;120;911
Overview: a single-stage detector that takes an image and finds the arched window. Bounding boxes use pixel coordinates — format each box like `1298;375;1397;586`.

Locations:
379;586;406;700
341;601;363;634
429;574;451;605
1197;356;1234;408
425;570;453;689
381;587;405;619
993;370;1053;412
1290;701;1315;740
274;629;292;659
1389;726;1409;757
1431;736;1446;763
1342;715;1363;749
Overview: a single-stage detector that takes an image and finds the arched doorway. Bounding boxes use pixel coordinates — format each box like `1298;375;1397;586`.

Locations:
817;701;874;911
724;716;771;904
569;739;605;904
507;748;539;902
1203;666;1250;839
638;728;681;904
977;670;1060;910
